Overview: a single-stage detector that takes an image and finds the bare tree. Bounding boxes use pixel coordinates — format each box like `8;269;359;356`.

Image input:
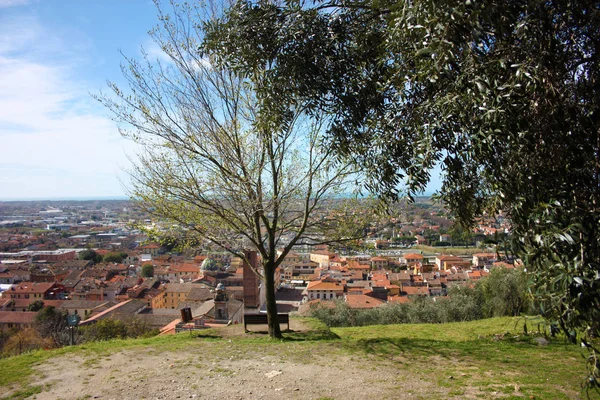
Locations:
96;1;373;338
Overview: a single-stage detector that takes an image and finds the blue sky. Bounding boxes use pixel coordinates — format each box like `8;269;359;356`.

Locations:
0;0;442;201
0;0;159;200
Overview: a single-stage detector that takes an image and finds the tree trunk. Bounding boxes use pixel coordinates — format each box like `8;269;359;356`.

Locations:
264;261;282;339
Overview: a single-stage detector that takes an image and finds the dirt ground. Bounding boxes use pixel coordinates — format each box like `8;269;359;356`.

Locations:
23;320;453;400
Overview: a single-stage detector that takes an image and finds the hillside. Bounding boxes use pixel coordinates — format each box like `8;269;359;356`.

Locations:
0;317;597;400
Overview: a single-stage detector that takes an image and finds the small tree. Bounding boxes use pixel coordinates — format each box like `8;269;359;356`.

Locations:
27;300;45;312
79;249;102;263
34;306;70;347
103;252;125;263
141;264;154;278
81;318;128;342
2;328;51;356
478;267;529;318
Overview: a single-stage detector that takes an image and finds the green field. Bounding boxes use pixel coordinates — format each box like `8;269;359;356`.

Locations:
413;244;490;255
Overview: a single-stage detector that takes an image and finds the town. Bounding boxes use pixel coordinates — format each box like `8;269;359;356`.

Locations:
0;198;514;344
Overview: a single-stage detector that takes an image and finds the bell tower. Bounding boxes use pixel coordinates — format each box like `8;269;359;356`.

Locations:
214;283;228;320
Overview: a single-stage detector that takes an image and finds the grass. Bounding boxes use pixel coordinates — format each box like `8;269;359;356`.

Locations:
413;244;490;255
333;317;595;399
1;317;598;400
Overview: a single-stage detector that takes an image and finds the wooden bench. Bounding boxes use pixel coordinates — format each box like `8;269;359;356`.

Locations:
244;313;289;332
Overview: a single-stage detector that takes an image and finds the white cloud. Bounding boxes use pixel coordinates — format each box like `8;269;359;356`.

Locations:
0;13;137;199
0;0;31;8
142;38;212;71
143;40;174;64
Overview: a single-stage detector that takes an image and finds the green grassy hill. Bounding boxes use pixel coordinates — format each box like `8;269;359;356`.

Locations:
1;317;597;399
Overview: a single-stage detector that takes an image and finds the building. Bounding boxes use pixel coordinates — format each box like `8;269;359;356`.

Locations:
309;251;330;268
243;251;261;309
370;257;389;270
0;311;36;331
400;253;423;266
305;279;344;301
472;253;497;268
152;283;195;309
1;282;65;301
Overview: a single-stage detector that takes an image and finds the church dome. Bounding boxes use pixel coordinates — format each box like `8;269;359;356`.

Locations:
200;258;218;271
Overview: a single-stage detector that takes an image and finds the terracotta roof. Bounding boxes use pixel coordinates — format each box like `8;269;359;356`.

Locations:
306;280;344;291
372;280;391;287
78;300;134;325
347;262;370;270
389;272;411;282
402;286;429;296
8;282;55;294
345;294;385;309
403;253;424;259
0;311;37;324
170;264;200;273
9;299;65;309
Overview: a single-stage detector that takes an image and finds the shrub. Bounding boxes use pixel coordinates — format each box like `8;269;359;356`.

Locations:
80;318;128;341
310;267;530;327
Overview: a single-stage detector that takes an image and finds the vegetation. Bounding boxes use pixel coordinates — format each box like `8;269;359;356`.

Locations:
140;264;154;278
311;268;530;327
205;0;600;382
97;1;376;338
1;310;158;358
1;329;52;357
33;306;70;348
26;300;44;312
102;252;128;264
79;318;158;342
78;249;102;263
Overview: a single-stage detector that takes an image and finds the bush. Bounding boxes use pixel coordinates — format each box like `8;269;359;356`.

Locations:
34;307;70;347
478;267;530;317
80;318;128;341
79;249;102;263
1;328;53;356
103;252;127;263
79;317;158;342
125;317;159;338
437;286;483;323
141;264;154;277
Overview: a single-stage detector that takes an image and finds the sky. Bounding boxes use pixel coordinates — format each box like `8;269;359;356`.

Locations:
0;0;443;201
0;0;159;200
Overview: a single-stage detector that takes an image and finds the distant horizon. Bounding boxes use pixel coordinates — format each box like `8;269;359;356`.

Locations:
1;193;436;202
0;196;131;202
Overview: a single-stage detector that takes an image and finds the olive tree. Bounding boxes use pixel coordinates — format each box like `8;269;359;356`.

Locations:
97;1;371;338
205;0;600;380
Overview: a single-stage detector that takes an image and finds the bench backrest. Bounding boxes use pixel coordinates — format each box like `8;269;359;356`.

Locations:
244;314;289;323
